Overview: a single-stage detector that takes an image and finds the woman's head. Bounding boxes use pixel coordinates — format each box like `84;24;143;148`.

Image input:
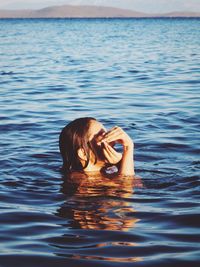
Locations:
59;117;106;172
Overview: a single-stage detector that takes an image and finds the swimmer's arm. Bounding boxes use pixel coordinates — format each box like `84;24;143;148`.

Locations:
118;143;135;176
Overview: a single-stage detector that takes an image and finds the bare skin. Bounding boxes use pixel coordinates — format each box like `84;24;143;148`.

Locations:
79;121;135;176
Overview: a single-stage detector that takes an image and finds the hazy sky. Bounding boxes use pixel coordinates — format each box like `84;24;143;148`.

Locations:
0;0;200;13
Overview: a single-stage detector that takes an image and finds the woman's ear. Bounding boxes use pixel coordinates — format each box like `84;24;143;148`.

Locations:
77;148;87;161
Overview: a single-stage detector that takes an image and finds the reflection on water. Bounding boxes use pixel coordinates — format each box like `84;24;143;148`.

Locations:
58;252;143;263
59;174;142;231
0;18;200;267
54;173;143;263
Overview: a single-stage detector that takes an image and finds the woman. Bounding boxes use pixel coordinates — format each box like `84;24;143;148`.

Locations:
59;117;134;176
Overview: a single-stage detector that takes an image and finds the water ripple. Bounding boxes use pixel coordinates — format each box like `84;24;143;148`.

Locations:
0;18;200;266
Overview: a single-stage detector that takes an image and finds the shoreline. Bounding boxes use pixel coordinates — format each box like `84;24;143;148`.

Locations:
0;17;200;19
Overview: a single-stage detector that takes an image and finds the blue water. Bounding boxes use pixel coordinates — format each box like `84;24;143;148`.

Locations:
0;18;200;267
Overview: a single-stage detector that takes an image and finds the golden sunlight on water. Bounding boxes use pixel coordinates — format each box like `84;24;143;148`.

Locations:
68;253;143;263
60;173;142;230
58;173;143;263
1;18;200;267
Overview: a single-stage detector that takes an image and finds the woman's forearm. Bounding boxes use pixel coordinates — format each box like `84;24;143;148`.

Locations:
119;144;135;176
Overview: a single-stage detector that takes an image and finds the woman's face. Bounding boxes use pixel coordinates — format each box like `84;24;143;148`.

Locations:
88;120;106;142
88;120;107;161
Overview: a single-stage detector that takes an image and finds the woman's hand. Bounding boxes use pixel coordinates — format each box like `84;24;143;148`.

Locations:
101;141;122;164
99;126;134;176
102;126;133;149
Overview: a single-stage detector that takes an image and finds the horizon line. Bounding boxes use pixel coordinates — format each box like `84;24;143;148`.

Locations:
0;4;199;14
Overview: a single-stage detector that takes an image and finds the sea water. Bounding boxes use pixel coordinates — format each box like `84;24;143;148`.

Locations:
0;18;200;266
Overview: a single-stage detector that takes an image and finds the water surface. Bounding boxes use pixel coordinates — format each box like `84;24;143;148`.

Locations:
0;18;200;266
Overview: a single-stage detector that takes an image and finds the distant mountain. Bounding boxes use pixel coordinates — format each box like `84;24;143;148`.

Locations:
0;5;146;18
0;5;199;18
